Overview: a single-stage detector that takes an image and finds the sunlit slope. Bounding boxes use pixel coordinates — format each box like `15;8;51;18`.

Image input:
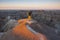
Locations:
0;19;47;40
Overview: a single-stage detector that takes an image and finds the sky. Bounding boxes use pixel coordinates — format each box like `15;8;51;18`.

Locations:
0;0;60;10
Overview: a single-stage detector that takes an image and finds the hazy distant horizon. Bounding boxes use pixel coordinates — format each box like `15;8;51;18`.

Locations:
0;0;60;10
